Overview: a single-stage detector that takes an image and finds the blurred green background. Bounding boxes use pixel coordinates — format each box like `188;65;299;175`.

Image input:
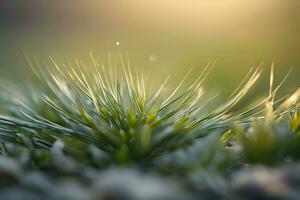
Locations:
0;0;299;95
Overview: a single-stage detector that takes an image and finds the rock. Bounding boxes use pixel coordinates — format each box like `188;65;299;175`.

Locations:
231;164;300;200
92;168;185;200
0;156;23;186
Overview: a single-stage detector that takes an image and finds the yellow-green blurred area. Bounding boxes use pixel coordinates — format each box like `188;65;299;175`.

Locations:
0;0;299;96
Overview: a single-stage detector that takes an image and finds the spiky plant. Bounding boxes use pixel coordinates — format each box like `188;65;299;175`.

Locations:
222;66;300;165
0;55;298;168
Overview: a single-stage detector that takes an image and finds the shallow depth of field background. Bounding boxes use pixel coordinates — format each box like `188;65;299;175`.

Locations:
0;0;299;95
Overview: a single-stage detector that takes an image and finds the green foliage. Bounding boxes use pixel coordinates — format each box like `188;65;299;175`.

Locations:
232;109;300;165
0;56;299;199
0;57;298;168
1;56;285;166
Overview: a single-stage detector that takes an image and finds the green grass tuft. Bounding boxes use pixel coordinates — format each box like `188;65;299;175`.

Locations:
0;56;299;199
0;56;298;168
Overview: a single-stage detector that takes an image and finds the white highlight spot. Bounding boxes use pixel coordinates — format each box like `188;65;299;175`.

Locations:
149;54;157;62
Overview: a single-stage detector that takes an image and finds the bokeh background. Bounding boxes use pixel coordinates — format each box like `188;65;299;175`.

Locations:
0;0;299;95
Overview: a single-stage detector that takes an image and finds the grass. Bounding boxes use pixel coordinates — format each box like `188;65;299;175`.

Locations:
0;55;299;199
